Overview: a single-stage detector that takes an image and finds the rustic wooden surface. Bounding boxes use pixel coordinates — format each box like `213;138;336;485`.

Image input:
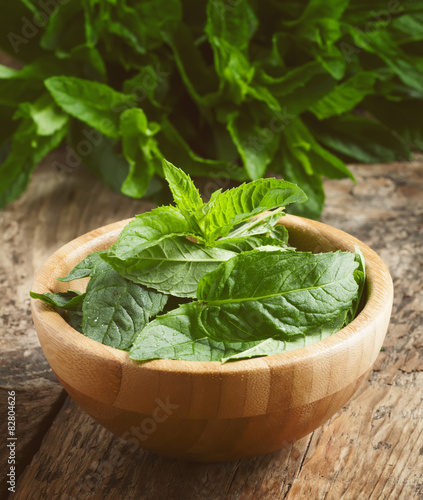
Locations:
1;152;422;499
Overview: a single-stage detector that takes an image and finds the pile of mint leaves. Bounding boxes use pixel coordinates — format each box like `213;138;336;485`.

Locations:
2;1;423;218
31;161;366;363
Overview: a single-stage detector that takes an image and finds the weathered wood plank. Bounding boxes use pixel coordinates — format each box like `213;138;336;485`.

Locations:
0;150;152;497
10;397;314;500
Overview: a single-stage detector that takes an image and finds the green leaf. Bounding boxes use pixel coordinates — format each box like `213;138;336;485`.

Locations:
15;94;69;136
82;258;168;350
45;76;133;138
129;298;350;363
108;206;195;260
40;2;86;55
0;59;61;108
162;159;203;218
220;210;285;240
309;114;411;163
222;314;347;362
120;108;161;198
68;310;83;333
392;13;423;43
67;119;129;194
129;302;277;362
283;118;354;180
257;61;325;95
206;0;257;55
349;28;423;97
345;245;366;325
195;250;359;341
0;115;67;209
122;62;170;108
268;224;290;244
163;23;219;106
58;251;105;282
103;236;237;298
196;178;307;244
226;105;281;180
274;141;325;220
30;290;85;311
129;303;230;361
310;72;377;119
214;233;289;253
158;118;241;177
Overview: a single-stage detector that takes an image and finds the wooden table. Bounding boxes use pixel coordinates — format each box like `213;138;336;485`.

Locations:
1;151;422;500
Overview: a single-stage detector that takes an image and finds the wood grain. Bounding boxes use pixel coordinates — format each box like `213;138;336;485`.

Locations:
1;153;422;498
0;151;153;497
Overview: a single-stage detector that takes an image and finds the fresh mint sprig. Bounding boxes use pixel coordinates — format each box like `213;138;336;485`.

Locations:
31;161;365;362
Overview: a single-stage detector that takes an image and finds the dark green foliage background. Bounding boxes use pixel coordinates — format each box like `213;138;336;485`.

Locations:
1;0;422;217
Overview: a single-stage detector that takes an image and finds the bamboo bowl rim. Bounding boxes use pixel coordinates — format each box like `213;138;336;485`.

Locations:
31;214;393;376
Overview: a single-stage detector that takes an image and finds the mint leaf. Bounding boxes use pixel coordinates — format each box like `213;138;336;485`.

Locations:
163;23;220;106
220;209;285;240
0;113;67;209
3;1;423;213
58;251;105;282
310;114;411;164
345;245;366;325
206;0;257;55
215;235;288;253
273;140;325;219
283;118;354;181
309;72;376;120
82;258;168;350
130;249;361;362
162;159;203;219
349;27;423;96
120;108;161;198
222;314;348;362
215;224;290;253
196;250;359;341
159;119;240;177
267;224;290;244
196;178;307;244
103;236;236;298
0;60;59;108
45;76;133;138
66;120;130;195
14;94;69;137
129;301;348;363
226;105;280;180
129;303;258;362
68;311;83;333
30;290;85;311
107;206;195;260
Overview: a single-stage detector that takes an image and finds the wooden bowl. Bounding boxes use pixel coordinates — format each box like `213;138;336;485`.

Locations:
30;215;393;462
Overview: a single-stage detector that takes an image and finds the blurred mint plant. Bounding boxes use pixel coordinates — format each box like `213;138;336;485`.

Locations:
1;0;422;217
